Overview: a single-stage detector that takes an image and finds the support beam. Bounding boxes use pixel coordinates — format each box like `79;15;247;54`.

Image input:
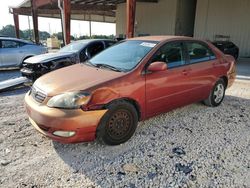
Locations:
13;12;20;38
12;7;116;17
63;0;71;44
126;0;136;38
31;0;39;44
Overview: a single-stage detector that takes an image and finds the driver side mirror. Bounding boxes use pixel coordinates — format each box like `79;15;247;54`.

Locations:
147;61;167;72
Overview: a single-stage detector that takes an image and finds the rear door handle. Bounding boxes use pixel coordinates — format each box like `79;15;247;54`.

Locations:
182;69;189;75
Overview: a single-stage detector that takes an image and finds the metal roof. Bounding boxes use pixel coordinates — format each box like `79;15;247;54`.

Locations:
10;0;158;23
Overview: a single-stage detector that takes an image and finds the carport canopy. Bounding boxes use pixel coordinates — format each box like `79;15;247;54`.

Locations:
10;0;158;44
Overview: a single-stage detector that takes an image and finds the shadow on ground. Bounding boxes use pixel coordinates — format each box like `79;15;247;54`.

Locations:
0;86;29;97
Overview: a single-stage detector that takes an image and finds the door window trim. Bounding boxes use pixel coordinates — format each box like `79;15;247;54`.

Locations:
183;40;217;65
145;40;189;71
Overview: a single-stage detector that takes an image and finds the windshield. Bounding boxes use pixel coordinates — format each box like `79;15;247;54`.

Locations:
89;40;158;72
59;42;87;53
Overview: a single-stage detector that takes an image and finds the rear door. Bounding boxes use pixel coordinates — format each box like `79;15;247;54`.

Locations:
184;41;217;102
145;41;194;117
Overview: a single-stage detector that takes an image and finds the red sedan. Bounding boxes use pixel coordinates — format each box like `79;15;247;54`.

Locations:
25;36;236;145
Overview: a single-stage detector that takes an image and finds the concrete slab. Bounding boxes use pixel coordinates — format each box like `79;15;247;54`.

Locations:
236;58;250;80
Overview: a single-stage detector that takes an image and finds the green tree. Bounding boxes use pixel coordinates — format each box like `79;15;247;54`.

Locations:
22;29;33;40
39;31;50;40
52;32;75;41
0;25;24;38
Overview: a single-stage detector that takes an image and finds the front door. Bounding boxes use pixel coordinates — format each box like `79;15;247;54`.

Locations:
0;40;20;67
145;41;192;117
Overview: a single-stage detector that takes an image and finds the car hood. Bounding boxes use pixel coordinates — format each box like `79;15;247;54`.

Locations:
34;64;125;96
24;52;76;64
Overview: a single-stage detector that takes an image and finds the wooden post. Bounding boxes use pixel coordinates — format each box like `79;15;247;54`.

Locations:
89;14;92;38
63;0;71;44
126;0;136;38
13;12;20;38
31;0;39;44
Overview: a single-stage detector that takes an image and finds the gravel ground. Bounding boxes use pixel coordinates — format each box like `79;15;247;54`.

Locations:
0;76;249;187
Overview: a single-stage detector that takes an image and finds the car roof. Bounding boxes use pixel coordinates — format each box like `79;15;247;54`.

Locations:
0;37;33;44
128;35;192;42
73;39;116;44
213;41;234;44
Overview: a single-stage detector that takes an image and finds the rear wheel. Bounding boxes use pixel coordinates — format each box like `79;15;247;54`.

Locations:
204;79;226;107
97;101;138;145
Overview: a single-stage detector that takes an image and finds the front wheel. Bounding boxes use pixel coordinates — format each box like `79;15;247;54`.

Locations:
204;79;226;107
96;101;138;145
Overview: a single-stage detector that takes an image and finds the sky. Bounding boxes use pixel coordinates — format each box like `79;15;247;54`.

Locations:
0;0;116;37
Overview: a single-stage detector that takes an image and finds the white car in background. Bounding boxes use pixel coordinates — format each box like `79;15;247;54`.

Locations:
0;37;48;68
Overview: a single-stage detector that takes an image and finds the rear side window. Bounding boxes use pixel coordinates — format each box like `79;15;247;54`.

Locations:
1;40;19;48
151;42;185;69
186;42;216;64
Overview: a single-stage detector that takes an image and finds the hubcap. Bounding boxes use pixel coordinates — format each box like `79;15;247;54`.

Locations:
213;83;224;103
106;110;132;140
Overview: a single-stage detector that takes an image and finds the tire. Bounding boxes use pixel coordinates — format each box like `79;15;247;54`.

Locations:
203;79;226;107
96;100;138;145
19;56;32;69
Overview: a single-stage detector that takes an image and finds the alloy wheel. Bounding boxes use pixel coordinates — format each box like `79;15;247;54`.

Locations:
213;83;225;103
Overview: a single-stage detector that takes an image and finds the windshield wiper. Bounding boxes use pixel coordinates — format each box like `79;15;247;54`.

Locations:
85;60;98;67
95;63;122;72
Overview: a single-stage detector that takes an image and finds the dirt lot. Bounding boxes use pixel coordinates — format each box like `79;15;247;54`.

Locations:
0;77;249;187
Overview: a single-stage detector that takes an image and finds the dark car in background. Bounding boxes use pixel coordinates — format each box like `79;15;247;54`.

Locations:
21;39;116;80
212;41;239;60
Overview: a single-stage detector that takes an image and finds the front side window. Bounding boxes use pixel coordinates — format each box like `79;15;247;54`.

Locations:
1;40;19;48
87;42;104;57
186;42;216;64
90;40;158;72
151;42;185;69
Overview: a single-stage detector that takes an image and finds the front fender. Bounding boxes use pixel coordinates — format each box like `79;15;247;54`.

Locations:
87;87;120;109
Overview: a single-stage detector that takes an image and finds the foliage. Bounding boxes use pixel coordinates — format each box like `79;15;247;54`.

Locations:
0;25;24;38
52;32;75;41
0;24;114;42
0;24;50;41
77;34;115;40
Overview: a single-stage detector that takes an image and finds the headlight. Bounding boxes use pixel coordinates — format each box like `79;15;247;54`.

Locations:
47;91;90;109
